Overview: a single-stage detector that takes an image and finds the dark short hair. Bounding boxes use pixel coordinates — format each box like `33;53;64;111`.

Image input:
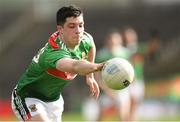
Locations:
56;5;83;26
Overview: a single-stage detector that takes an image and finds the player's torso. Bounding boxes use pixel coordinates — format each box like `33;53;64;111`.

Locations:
16;31;93;101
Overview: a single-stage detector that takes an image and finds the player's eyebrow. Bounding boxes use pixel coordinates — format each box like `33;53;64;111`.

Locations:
68;22;84;25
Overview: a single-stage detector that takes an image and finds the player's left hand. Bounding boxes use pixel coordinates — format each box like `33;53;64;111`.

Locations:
86;75;100;100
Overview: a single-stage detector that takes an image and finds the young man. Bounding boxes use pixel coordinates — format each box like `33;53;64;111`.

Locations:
11;5;103;122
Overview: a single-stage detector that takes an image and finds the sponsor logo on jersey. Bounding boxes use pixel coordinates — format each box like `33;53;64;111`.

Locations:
81;52;86;60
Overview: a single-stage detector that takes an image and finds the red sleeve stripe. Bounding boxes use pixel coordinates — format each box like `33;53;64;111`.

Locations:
47;69;77;80
48;31;59;49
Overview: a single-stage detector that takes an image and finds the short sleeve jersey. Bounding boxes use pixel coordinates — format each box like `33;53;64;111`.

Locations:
16;31;93;102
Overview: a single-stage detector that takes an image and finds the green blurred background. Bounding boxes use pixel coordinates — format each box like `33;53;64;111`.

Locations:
0;0;180;121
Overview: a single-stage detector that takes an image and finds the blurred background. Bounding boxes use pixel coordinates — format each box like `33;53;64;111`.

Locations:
0;0;180;121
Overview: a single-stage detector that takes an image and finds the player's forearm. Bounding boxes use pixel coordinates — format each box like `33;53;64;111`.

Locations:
73;60;103;75
94;71;109;90
94;71;115;96
86;42;96;77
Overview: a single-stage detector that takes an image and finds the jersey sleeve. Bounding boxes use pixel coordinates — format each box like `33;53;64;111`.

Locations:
83;32;94;51
95;50;104;63
95;49;110;63
39;49;71;69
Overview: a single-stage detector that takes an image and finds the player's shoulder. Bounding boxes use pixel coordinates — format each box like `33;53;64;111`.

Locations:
47;31;69;51
82;31;94;41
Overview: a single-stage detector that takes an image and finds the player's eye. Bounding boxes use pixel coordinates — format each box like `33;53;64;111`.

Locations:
69;25;75;28
68;23;76;28
79;24;83;28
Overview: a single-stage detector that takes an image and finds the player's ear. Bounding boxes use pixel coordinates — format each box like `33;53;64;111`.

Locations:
57;25;63;34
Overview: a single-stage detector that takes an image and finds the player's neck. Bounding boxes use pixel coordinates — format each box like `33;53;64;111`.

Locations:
58;35;76;50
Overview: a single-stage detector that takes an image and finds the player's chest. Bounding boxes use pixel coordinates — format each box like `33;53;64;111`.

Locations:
63;40;89;60
70;49;88;60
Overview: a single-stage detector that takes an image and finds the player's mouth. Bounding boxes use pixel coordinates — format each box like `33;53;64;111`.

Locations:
74;35;82;40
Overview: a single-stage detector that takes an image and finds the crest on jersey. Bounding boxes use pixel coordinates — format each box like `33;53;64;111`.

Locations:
29;104;37;112
81;52;86;60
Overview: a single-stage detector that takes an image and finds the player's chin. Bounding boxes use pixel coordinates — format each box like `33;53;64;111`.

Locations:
74;38;81;45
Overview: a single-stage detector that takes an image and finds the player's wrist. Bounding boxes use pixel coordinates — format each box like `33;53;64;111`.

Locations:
95;63;104;72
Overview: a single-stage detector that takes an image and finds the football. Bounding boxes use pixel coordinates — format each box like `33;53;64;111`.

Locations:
101;58;134;90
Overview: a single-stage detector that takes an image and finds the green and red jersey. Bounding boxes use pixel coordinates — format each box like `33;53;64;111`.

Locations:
16;31;93;102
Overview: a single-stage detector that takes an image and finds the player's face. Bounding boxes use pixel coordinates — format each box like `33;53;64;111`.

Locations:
58;14;84;49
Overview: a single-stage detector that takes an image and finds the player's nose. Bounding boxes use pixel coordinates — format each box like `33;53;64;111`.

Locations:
75;26;81;34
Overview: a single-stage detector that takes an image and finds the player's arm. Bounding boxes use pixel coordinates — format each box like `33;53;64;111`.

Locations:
94;71;116;99
86;38;96;77
85;40;100;99
56;58;103;75
94;52;116;100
